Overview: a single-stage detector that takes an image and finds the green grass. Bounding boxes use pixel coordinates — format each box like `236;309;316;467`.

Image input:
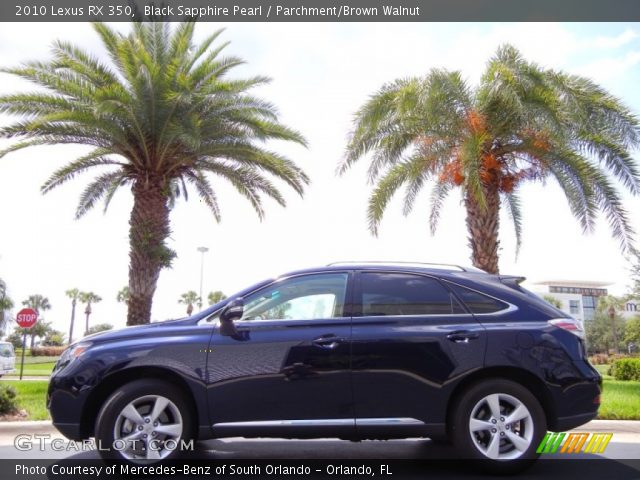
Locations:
24;356;59;365
5;362;55;377
0;380;50;420
0;375;639;423
598;379;640;420
594;364;612;379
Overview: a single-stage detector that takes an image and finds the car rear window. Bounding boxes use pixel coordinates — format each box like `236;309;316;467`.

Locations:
446;282;509;314
360;272;465;316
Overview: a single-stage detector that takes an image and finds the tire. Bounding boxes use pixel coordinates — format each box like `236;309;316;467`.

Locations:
95;379;194;463
450;379;546;474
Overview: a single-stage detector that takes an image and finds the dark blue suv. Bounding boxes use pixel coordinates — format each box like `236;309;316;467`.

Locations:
48;262;601;470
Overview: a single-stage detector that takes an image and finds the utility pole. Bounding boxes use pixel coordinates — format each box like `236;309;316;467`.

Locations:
197;246;209;310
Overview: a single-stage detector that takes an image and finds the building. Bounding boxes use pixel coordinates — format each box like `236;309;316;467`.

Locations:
534;280;639;322
533;280;609;323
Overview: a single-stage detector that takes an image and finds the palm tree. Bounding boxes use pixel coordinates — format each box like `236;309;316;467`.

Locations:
208;290;227;306
21;294;51;349
179;291;200;316
597;294;625;354
0;279;13;335
65;288;81;345
116;286;130;304
79;292;102;335
341;45;640;273
0;22;308;325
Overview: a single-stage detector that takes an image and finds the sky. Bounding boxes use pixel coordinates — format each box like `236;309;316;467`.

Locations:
1;22;640;336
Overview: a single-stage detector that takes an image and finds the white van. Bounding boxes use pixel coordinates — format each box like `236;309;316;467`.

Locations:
0;342;15;376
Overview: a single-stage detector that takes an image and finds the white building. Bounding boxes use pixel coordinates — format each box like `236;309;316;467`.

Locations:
533;280;609;323
534;280;639;321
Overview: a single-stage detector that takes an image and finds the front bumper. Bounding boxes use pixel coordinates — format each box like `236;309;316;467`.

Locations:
47;361;95;441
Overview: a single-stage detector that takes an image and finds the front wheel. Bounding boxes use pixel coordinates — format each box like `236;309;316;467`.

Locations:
95;379;194;463
450;379;546;473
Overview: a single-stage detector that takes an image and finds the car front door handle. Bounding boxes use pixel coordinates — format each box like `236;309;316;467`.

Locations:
312;335;344;350
447;331;480;343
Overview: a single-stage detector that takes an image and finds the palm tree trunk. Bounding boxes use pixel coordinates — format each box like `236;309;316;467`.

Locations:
127;176;171;326
464;184;500;274
68;300;76;345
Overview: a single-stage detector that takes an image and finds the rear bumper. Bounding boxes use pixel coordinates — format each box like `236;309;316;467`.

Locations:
553;411;598;431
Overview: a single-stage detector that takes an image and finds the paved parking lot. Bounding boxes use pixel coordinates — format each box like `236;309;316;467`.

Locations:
0;420;637;479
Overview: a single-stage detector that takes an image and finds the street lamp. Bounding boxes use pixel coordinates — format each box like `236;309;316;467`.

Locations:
197;246;209;310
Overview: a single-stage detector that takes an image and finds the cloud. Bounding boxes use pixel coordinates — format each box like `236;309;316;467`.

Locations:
591;28;638;49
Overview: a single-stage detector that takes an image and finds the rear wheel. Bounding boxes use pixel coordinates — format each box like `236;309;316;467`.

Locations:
450;379;546;473
95;380;194;463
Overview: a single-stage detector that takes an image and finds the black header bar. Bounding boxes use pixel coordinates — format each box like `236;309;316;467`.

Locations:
2;0;640;22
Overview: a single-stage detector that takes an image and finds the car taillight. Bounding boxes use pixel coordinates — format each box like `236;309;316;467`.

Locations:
548;318;585;339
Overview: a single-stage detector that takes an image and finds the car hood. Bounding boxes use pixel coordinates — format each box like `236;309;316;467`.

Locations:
80;316;201;344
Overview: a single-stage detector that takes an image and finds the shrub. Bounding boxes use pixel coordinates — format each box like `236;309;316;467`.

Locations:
0;385;18;415
610;358;640;381
30;346;65;357
589;354;610;365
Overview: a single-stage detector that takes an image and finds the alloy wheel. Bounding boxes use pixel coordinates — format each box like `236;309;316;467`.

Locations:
468;392;534;460
113;394;183;461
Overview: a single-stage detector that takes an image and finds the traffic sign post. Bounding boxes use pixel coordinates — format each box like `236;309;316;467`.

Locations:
16;308;38;380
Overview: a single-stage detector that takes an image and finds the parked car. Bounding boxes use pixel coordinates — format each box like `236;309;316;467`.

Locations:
0;341;16;377
48;262;601;471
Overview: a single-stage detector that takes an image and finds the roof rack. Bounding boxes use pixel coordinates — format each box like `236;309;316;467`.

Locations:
326;261;486;273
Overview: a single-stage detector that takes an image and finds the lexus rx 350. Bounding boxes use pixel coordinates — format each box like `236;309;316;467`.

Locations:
47;262;601;471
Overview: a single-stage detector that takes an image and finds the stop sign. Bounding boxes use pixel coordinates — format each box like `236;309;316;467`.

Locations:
16;308;38;329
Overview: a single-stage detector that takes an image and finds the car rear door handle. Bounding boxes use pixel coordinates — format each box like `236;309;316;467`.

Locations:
447;331;480;343
312;335;344;350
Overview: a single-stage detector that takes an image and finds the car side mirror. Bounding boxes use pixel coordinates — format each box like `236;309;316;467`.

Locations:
219;298;244;337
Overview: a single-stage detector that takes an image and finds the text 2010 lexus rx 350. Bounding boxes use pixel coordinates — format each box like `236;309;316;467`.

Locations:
48;262;601;471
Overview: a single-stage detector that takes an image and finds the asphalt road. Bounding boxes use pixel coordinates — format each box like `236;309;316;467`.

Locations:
0;421;638;479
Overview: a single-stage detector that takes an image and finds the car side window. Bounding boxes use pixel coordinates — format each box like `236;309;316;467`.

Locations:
360;272;465;316
446;282;508;313
240;273;349;321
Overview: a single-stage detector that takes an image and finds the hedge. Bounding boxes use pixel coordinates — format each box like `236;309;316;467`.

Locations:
609;358;640;381
0;385;18;415
30;346;66;357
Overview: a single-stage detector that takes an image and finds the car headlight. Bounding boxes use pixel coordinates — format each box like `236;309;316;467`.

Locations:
55;342;92;371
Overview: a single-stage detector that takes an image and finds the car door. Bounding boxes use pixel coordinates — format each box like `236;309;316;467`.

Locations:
350;270;487;437
207;271;355;438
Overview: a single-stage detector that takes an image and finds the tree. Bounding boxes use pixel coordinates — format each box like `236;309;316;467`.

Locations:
86;323;113;336
0;279;13;336
0;22;308;326
42;329;65;346
179;291;200;316
12;322;53;351
21;295;51;349
65;288;81;345
116;286;130;304
4;330;23;350
79;292;101;335
623;316;640;347
629;256;640;299
586;309;626;355
543;295;562;309
597;294;625;354
340;45;640;273
208;290;227;306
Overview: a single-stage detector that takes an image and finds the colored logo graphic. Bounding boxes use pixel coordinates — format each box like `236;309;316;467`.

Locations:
537;432;613;454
